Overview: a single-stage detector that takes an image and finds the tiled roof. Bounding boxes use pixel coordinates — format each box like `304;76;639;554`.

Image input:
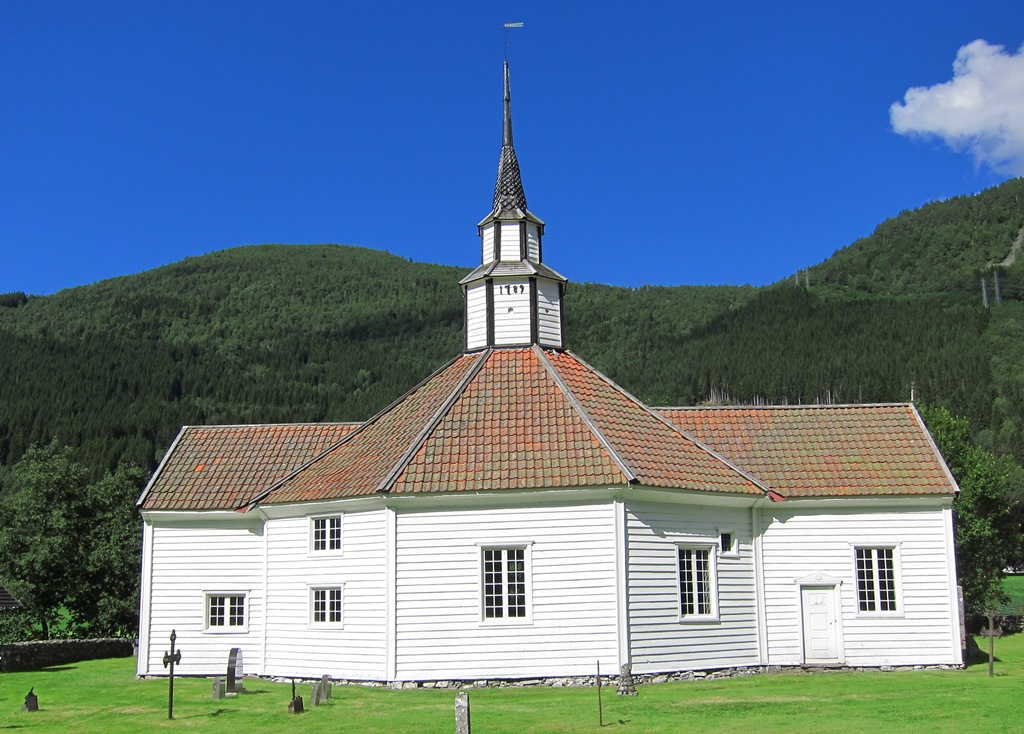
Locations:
658;404;956;497
138;422;360;511
0;584;21;609
258;348;765;505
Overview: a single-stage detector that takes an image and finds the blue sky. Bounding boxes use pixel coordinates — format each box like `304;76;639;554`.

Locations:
2;1;1022;296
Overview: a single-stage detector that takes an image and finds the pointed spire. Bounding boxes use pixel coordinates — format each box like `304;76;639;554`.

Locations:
492;60;528;214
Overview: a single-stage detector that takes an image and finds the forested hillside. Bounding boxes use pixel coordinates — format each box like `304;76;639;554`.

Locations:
0;177;1022;478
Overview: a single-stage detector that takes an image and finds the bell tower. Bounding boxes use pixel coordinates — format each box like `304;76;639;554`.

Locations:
461;61;567;351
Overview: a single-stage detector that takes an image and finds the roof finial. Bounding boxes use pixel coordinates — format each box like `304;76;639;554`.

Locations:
503;60;513;148
492;59;527;214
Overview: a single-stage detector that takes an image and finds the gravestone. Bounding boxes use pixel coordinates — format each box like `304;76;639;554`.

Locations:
288;679;304;714
616;664;638;696
320;674;332;700
226;648;244;695
22;688;38;712
455;691;471;734
310;682;321;707
212;676;225;700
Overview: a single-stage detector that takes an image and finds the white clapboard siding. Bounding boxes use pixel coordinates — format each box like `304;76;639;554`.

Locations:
492;281;531;345
481;225;496;263
464;283;488;350
263;509;388;679
760;505;958;666
626;501;759;674
394;503;618;680
143;521;265;676
536;280;562;347
499;223;521;261
526;223;541;262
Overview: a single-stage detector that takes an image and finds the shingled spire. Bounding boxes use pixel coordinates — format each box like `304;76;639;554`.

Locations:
493;60;528;214
461;61;567;352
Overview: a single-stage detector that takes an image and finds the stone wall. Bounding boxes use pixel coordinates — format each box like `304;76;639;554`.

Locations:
0;638;134;673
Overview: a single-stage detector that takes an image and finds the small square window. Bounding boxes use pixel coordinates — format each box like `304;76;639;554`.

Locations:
312;515;342;552
311;586;343;625
720;532;736;555
207;593;246;631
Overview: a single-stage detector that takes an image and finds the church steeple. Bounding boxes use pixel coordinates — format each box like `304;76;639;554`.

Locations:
493;61;528;214
460;61;567;352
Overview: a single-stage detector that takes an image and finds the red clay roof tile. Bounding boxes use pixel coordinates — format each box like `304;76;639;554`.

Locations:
658;404;955;497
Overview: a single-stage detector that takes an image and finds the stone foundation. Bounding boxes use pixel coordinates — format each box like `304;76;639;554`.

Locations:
264;661;963;691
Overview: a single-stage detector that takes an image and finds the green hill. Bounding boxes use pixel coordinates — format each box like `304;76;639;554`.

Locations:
1;177;1023;477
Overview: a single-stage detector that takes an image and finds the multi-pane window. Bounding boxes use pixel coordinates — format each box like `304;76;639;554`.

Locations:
856;547;897;612
483;547;528;620
678;546;715;618
312;516;342;552
311;587;343;624
208;594;246;628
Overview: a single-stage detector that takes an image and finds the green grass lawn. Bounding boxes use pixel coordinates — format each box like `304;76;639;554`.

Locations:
0;638;1019;733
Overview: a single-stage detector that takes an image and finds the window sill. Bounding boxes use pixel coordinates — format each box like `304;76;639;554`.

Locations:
677;616;721;625
204;627;250;634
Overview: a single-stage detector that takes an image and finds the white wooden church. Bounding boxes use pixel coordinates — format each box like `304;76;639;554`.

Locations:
136;63;963;682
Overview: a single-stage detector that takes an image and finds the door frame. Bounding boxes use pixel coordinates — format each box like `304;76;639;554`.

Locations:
795;573;845;665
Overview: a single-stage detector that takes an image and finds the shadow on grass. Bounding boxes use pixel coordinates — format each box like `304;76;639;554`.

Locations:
178;707;237;720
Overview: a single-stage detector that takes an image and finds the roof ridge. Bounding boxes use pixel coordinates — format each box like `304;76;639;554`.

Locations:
374;349;492;493
242;353;469;509
534;346;638;484
656;403;914;411
564;351;773;497
176;421;363;430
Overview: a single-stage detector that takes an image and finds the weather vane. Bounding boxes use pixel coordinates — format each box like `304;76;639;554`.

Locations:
503;22;524;59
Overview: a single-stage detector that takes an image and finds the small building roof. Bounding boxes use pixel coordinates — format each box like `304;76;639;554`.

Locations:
0;584;22;609
138;422;360;511
658;404;957;498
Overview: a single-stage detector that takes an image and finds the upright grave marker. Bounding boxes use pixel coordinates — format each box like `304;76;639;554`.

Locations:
226;647;244;695
162;630;182;720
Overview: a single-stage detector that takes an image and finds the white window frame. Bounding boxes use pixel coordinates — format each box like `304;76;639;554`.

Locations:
204;592;249;633
718;529;738;557
853;545;902;616
308;584;345;628
479;544;533;624
310;514;343;555
677;544;719;622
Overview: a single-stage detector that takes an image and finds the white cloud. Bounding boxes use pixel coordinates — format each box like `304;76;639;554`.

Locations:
890;39;1024;175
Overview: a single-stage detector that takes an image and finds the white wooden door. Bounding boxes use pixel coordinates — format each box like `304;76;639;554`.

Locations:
801;586;839;663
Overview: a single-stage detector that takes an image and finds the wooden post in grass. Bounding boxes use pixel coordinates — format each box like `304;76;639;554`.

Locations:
162;630;182;720
597;660;603;727
988;610;995;678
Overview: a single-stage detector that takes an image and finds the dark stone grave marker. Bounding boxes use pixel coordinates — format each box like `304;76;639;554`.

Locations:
288;679;304;714
22;688;38;712
226;647;244;695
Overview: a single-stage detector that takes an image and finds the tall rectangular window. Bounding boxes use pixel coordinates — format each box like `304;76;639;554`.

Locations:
678;546;715;618
482;547;528;620
312;516;342;552
856;547;897;612
207;594;246;629
311;587;343;624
